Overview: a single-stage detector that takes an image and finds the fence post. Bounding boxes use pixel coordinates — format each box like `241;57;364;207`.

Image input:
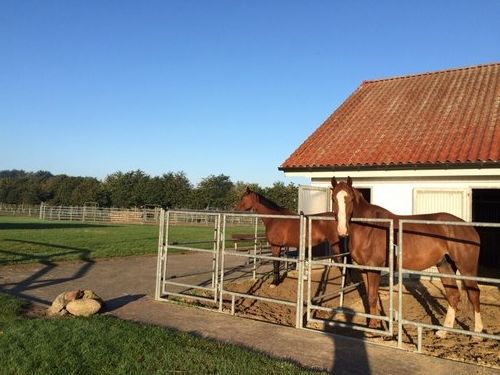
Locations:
39;202;44;220
397;219;404;348
155;209;166;300
296;212;306;329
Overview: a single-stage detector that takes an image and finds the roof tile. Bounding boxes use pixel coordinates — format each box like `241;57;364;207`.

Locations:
280;63;500;170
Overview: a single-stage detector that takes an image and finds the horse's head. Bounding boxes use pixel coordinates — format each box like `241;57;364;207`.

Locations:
235;188;256;211
331;176;356;237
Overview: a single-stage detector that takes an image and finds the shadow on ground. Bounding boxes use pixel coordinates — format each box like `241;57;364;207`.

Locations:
0;240;95;305
103;294;146;312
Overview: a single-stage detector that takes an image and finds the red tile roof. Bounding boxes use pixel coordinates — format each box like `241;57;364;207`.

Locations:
280;63;500;171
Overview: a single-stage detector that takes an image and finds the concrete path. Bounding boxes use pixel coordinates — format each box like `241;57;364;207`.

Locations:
0;254;497;375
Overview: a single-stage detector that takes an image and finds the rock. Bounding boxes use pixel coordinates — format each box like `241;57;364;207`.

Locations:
64;290;83;302
66;299;102;317
46;290;84;317
47;289;103;317
82;290;104;304
47;292;67;316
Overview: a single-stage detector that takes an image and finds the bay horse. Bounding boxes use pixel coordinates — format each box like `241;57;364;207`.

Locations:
235;188;344;287
330;177;482;336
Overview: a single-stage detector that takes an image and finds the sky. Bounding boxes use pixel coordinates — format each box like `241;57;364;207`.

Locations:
1;1;499;187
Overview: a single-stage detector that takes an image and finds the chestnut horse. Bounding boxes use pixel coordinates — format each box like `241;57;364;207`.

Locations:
330;177;482;336
235;188;343;287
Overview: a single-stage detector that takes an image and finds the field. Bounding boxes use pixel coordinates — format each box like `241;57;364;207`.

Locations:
0;216;325;374
0;293;324;375
0;216;257;265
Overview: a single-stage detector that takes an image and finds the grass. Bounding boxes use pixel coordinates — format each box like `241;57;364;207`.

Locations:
0;293;325;375
0;217;321;373
0;216;260;265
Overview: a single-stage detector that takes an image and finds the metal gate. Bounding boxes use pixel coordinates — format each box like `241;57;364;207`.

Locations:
155;209;500;354
155;210;222;305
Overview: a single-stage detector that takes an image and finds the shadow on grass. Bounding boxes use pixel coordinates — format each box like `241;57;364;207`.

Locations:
0;240;95;306
0;239;94;265
0;222;112;230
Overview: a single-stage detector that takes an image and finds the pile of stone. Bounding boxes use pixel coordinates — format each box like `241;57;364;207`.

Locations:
47;290;103;317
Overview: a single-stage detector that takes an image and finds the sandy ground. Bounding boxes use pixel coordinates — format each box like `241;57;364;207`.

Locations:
213;264;500;369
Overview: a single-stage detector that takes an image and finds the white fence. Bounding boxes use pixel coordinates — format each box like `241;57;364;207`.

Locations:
0;203;41;218
155;209;500;355
0;203;161;224
0;203;256;226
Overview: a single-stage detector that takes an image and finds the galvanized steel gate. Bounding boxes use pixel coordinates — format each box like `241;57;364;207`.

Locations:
155;209;500;352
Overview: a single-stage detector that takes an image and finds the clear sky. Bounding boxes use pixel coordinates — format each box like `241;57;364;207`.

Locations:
1;1;499;187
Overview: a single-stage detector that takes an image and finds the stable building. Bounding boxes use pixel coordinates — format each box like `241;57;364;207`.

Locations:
280;63;500;268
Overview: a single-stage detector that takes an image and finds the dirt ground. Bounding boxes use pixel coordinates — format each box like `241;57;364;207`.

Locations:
217;265;500;369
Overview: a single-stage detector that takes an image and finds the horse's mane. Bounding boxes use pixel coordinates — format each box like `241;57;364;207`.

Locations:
352;187;364;205
249;190;295;214
351;185;398;219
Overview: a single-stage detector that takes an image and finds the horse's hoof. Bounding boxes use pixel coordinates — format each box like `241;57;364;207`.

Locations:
471;332;485;342
435;329;447;338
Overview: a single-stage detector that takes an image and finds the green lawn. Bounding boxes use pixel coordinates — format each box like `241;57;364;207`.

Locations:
0;293;325;375
0;216;261;265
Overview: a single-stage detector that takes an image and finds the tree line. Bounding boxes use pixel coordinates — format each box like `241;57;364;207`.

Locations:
0;170;299;211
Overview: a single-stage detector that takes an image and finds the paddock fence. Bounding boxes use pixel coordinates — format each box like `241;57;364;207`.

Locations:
396;219;500;351
155;208;500;357
304;216;396;337
0;203;256;226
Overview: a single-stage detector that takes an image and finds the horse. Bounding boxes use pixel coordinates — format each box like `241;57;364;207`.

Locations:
235;188;344;287
330;177;482;337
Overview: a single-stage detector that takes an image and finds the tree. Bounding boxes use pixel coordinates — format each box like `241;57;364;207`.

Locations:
160;172;192;208
264;182;298;212
103;170;151;207
226;181;263;210
191;174;234;210
0;170;53;204
0;169;300;211
70;178;106;206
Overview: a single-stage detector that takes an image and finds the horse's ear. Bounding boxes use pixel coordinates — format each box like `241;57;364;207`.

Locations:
347;176;353;186
331;177;337;188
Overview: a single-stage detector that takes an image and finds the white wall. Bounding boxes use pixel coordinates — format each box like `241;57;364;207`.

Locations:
309;175;500;219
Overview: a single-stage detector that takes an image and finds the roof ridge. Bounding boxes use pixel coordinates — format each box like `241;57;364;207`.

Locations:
361;62;500;85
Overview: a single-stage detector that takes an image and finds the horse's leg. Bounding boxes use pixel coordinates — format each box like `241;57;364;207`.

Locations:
366;271;382;329
435;257;461;338
462;277;483;333
270;246;282;288
339;237;353;285
329;241;351;285
453;255;483;334
360;271;369;325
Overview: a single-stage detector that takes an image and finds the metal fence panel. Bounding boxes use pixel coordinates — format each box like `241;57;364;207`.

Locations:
153;209;500;356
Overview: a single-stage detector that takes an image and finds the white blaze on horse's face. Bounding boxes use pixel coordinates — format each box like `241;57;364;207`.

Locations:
336;190;349;236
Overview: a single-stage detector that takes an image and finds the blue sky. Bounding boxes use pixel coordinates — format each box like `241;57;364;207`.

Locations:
1;1;499;186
